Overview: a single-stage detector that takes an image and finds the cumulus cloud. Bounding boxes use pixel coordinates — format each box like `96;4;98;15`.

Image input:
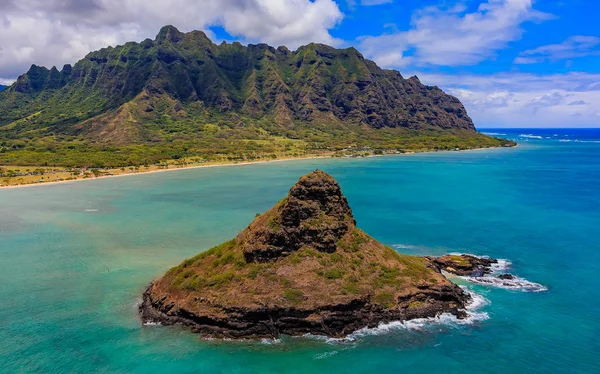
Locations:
514;35;600;64
416;72;600;127
359;0;552;67
0;0;343;82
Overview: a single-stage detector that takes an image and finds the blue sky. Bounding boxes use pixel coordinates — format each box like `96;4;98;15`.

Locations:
0;0;598;128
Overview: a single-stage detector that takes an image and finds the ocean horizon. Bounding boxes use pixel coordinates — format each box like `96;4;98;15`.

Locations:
1;128;599;373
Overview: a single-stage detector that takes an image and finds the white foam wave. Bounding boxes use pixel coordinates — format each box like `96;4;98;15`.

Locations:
465;288;490;311
260;338;281;345
490;259;512;273
519;134;543;139
448;255;546;292
143;321;162;326
84;209;98;212
311;289;489;343
392;244;419;250
462;275;548;293
315;351;340;359
482;132;507;136
557;139;600;143
448;252;492;260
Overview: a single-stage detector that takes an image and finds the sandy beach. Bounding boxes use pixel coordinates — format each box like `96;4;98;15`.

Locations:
0;155;334;189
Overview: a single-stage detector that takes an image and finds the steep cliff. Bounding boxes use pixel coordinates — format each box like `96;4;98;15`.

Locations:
0;26;475;138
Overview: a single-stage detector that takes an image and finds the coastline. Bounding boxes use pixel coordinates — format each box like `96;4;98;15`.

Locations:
0;155;332;190
0;146;511;190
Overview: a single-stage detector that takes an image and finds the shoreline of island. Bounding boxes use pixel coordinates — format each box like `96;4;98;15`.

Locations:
0;145;514;190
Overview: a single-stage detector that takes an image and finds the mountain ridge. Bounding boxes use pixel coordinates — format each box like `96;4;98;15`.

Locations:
0;26;513;168
1;25;474;132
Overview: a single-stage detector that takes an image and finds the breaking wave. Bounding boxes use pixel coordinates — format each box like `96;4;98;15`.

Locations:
303;288;489;344
463;275;548;293
490;259;512;272
446;253;547;292
482;132;507;136
142;321;162;326
260;338;282;345
519;134;543;139
558;139;600;143
392;244;420;250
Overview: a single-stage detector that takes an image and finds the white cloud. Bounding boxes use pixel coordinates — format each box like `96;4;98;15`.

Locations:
515;35;600;64
416;72;600;127
0;0;343;82
360;0;394;5
359;0;552;67
345;0;393;7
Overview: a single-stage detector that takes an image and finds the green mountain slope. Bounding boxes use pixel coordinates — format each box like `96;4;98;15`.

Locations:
0;26;512;168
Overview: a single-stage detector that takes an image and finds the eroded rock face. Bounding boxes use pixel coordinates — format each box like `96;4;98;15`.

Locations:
139;282;468;339
140;171;473;339
240;171;356;262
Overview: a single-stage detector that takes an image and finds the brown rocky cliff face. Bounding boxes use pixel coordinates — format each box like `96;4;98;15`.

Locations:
240;171;356;262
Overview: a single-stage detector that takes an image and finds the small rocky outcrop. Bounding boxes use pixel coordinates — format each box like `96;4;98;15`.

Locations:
140;171;473;339
428;255;547;292
426;254;498;277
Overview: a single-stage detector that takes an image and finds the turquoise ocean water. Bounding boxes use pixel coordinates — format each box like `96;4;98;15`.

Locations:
1;129;599;373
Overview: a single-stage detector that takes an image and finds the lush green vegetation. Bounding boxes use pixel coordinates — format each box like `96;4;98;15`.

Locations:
0;121;513;168
0;26;515;170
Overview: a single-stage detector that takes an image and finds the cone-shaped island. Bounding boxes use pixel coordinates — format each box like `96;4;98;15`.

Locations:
140;170;472;338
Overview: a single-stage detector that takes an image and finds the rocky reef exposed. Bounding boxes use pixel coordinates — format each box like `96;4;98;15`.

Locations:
427;254;547;292
427;254;499;277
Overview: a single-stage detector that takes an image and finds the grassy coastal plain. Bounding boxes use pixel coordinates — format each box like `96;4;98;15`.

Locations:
0;131;513;187
0;153;328;187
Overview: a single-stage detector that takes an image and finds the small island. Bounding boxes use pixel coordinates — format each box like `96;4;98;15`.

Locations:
141;171;499;339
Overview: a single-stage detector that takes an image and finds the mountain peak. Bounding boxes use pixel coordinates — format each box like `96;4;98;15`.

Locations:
240;170;355;262
156;25;184;43
288;170;350;212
